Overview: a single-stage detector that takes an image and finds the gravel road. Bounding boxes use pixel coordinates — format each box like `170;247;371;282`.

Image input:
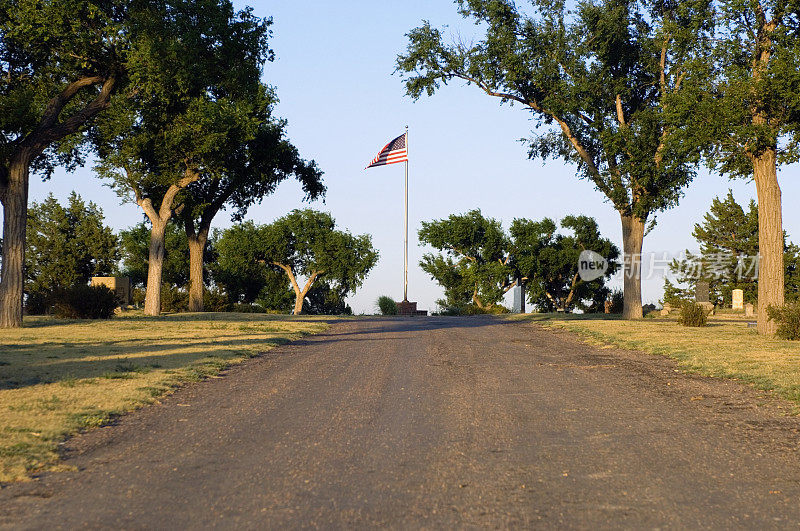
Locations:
2;316;800;529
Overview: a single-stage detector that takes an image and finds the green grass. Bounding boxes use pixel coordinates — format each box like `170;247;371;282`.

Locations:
516;313;800;409
0;312;329;483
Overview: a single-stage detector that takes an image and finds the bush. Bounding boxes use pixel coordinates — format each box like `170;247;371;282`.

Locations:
767;303;800;340
161;284;188;313
203;288;232;312
377;295;398;315
607;289;624;314
25;290;54;315
678;301;708;327
53;285;117;319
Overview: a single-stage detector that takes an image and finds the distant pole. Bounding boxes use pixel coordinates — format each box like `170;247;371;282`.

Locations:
404;125;409;302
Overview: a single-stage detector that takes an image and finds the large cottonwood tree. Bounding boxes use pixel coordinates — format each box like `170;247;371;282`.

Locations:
706;0;800;334
179;113;325;312
0;0;129;327
397;0;714;319
94;0;271;316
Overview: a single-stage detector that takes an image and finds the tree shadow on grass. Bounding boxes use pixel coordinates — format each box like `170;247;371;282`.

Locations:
0;336;293;391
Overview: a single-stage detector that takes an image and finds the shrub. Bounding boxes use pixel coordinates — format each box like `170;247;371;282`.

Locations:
607;289;624;314
377;295;398;315
767;303;800;340
203;288;232;312
25;290;54;315
161;284;188;313
53;285;117;319
678;301;708;327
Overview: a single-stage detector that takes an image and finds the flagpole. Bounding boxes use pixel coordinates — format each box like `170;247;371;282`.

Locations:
404;125;409;302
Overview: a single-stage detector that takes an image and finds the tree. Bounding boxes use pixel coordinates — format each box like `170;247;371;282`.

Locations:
670;191;759;304
118;221;194;290
25;192;118;295
705;0;800;334
668;190;800;305
211;222;294;309
512;215;620;312
418;210;515;311
179;113;325;312
397;0;714;319
258;210;378;315
94;0;272;316
0;0;132;327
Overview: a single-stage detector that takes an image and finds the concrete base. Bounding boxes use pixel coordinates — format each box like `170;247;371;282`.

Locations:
398;300;417;316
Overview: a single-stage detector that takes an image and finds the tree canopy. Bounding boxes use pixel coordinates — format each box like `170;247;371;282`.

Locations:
418;210;515;311
25;192;117;295
1;0;133;327
257;210;379;315
512;215;620;312
397;0;714;319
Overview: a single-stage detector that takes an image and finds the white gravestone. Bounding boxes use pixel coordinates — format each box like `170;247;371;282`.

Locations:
732;289;744;311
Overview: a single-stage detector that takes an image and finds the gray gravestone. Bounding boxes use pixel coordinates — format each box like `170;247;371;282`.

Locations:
512;285;525;313
695;281;710;303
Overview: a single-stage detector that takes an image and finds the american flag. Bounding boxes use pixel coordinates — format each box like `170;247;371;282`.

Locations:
366;133;408;168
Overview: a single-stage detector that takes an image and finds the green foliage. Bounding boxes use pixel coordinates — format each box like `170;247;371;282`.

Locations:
160;284;188;313
0;0;129;179
212;223;294;310
669;191;759;305
512;215;619;312
25;193;118;295
303;283;353;316
215;212;377;314
608;289;625;314
706;0;800;175
203;288;232;313
260;210;379;311
118;222;192;289
668;191;800;305
52;285;117;320
767;304;800;341
662;278;691;307
377;296;398;316
419;210;513;310
679;302;708;327
397;0;712;221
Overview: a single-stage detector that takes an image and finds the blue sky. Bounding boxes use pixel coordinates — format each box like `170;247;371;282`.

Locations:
27;1;800;313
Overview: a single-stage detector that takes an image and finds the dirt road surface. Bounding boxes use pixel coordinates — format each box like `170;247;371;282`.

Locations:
2;317;800;529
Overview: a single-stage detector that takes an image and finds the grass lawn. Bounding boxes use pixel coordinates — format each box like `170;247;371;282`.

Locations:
518;314;800;411
0;312;329;483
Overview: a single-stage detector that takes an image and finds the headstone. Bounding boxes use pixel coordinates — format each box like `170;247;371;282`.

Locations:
511;286;525;314
695;281;710;303
660;302;672;317
745;303;755;317
732;289;744;310
91;277;131;306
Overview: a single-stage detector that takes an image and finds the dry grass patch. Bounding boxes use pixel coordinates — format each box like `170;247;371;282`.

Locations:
518;314;800;408
0;312;329;483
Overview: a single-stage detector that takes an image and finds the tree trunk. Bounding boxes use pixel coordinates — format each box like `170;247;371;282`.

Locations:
753;148;783;335
187;230;209;312
293;291;305;316
144;221;168;316
0;156;31;328
620;213;645;320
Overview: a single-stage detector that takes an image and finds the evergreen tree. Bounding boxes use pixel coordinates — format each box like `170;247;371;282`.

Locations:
668;191;800;305
25;193;118;295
